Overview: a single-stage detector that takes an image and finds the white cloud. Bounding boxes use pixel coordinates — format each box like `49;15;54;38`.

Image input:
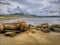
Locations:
0;0;60;16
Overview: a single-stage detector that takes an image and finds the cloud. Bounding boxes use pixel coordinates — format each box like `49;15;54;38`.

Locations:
49;0;60;4
0;0;60;16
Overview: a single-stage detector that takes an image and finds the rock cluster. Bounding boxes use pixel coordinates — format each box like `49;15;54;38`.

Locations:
36;23;50;33
0;21;60;37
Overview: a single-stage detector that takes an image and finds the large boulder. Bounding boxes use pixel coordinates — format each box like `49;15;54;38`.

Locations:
50;24;60;28
41;23;50;33
36;23;49;29
4;23;19;30
50;24;60;32
36;24;42;31
0;24;5;33
36;23;50;33
19;21;27;32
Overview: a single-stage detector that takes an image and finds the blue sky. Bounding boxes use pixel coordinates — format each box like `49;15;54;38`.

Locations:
0;0;60;16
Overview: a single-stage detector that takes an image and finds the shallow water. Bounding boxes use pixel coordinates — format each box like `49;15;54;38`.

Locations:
0;18;60;25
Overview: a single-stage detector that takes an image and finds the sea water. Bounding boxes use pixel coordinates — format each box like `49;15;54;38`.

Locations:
0;18;60;25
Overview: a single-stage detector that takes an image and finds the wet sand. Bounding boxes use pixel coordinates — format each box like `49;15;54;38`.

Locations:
0;30;60;45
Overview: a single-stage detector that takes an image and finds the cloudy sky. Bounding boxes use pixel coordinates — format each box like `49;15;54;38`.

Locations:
0;0;60;16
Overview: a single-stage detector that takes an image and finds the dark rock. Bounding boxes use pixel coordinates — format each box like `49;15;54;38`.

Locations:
50;24;60;32
36;23;50;33
4;32;16;37
41;28;51;33
52;28;60;32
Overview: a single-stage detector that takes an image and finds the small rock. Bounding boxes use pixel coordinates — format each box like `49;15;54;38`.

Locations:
31;30;36;33
4;32;16;37
41;28;51;33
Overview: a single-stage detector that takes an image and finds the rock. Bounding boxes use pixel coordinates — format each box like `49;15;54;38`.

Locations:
31;30;36;33
50;24;60;32
19;21;27;32
36;23;49;29
15;31;20;34
27;24;34;30
4;32;16;37
36;24;42;28
36;28;42;31
4;23;19;30
40;23;50;33
50;24;60;28
41;28;51;33
0;24;5;33
41;23;49;28
36;24;42;31
36;23;50;33
51;28;60;32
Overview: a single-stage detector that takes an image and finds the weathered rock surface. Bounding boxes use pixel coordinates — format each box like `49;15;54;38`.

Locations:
36;23;50;33
0;24;5;33
4;31;16;37
50;24;60;32
19;21;27;32
4;23;19;30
